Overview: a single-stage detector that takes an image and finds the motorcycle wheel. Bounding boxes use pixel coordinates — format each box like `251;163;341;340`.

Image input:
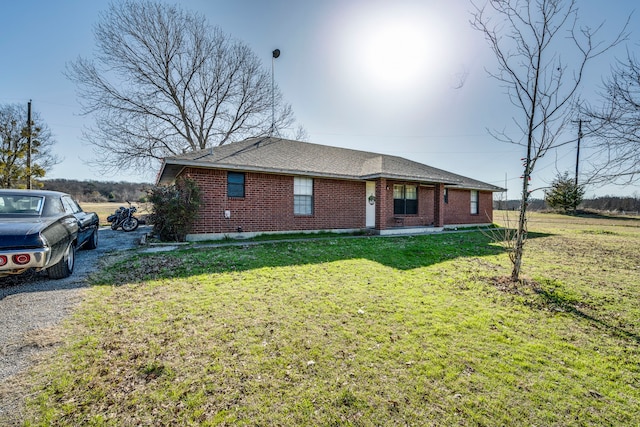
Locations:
111;221;119;230
122;217;139;232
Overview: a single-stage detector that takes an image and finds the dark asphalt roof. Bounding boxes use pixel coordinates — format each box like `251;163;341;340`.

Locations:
157;137;504;192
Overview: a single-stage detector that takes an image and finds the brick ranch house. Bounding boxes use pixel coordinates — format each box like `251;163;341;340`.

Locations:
156;137;504;240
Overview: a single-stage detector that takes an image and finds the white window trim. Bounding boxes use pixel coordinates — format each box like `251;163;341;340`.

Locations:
470;190;479;215
294;177;313;215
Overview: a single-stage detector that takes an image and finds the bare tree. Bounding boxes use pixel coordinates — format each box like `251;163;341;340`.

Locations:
0;103;60;189
67;0;296;173
471;0;626;282
580;52;640;186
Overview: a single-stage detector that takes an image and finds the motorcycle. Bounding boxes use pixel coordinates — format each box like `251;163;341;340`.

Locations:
107;201;140;232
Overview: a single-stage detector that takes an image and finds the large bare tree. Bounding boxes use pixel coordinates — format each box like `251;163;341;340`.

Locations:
67;0;295;173
580;52;640;186
0;103;60;189
471;0;626;282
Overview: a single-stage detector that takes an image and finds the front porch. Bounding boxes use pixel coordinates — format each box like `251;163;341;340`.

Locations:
373;179;446;233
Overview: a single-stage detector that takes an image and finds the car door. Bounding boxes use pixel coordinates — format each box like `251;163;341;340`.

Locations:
61;196;93;245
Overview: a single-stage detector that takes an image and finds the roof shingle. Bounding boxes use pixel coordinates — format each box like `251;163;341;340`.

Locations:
157;137;504;191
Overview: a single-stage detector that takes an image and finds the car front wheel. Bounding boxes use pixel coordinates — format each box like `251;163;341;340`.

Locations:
48;242;75;279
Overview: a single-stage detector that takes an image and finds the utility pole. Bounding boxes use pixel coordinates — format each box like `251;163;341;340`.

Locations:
574;119;583;188
572;118;590;212
270;49;280;136
27;100;32;189
504;172;508;210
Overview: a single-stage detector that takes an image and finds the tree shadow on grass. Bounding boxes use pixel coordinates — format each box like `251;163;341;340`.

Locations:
527;284;640;344
91;230;553;286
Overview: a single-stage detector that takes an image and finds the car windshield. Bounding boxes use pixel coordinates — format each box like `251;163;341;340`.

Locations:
0;195;45;215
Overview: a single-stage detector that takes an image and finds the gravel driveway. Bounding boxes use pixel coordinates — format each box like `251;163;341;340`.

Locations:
0;226;150;424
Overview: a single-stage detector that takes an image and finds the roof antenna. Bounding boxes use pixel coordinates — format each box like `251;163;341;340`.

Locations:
271;49;280;137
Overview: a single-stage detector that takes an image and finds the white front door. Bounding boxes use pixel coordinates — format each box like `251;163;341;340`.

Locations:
366;181;376;228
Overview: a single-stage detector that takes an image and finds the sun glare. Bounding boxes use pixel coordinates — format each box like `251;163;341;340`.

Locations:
359;21;440;91
331;4;456;117
352;8;450;89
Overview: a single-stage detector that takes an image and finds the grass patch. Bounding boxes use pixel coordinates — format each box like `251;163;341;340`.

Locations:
20;214;640;426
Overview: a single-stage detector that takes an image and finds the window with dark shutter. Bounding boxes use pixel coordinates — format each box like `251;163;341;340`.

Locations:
227;172;245;198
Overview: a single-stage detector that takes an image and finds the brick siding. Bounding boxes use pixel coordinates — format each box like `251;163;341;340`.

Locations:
181;168;365;234
181;168;493;235
443;188;494;224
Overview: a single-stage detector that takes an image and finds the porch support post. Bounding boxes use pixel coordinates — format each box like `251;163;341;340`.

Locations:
434;183;445;227
375;178;387;230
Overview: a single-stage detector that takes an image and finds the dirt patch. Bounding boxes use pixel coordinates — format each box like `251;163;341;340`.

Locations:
490;275;532;294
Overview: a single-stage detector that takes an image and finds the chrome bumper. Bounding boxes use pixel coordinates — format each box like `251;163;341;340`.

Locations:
0;247;51;275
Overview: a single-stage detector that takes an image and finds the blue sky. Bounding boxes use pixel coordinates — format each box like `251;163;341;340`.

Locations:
1;0;638;198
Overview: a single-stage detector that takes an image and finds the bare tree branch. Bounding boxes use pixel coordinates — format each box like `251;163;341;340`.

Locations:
471;0;628;282
580;48;640;186
66;0;298;174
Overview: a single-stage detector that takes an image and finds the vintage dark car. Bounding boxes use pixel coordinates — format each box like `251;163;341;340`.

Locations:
0;189;99;279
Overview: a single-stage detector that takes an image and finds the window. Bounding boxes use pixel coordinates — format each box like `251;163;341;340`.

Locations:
61;196;81;214
227;172;245;198
470;190;479;215
294;177;313;215
0;196;44;215
443;188;449;204
393;184;418;215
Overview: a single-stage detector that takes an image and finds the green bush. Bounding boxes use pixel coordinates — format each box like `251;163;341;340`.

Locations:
147;177;201;241
545;171;585;213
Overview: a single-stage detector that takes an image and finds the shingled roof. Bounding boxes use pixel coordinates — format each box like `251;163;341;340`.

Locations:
156;137;504;192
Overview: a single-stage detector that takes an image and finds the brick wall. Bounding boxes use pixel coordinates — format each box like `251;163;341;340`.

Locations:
181;168;493;234
181;168;366;234
443;188;494;224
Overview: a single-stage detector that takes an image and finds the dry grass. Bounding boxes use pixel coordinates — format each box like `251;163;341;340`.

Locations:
80;202;151;226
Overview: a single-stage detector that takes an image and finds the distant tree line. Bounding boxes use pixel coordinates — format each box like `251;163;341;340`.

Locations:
495;196;640;213
580;197;640;213
40;179;149;203
494;199;547;211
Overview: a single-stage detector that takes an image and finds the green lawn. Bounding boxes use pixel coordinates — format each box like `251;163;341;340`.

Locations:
22;212;640;426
